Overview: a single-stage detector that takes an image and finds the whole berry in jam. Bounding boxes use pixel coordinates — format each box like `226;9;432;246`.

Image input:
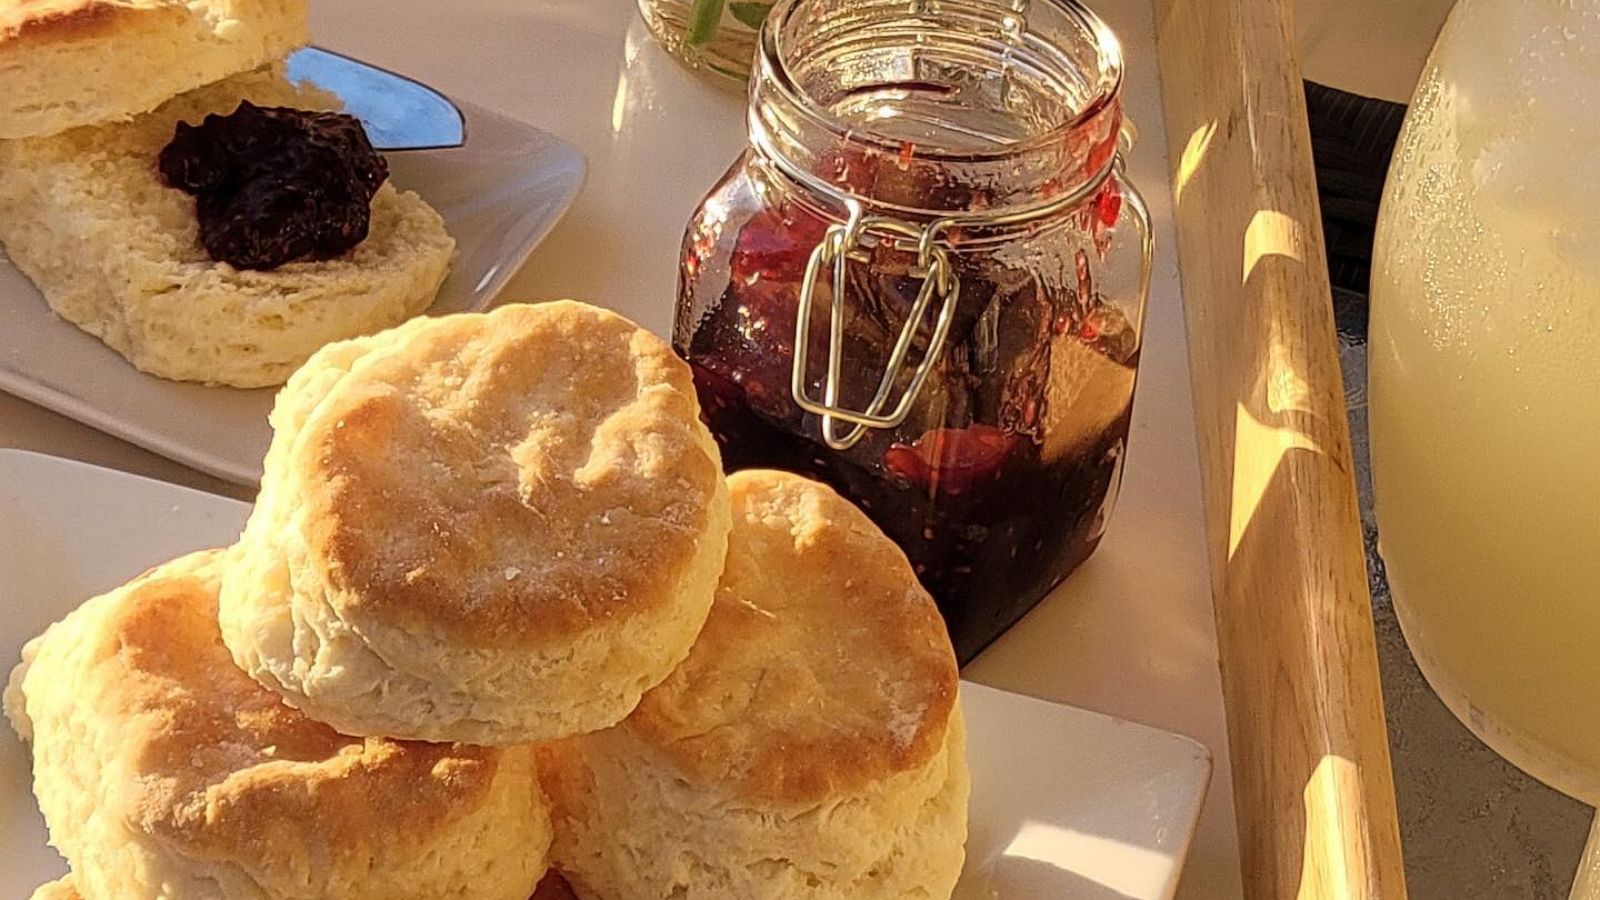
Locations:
883;425;1021;496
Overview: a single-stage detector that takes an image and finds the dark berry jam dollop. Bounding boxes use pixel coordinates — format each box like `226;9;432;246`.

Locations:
158;101;388;271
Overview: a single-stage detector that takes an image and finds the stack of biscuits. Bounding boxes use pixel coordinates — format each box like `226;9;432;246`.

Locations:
0;0;456;387
4;300;971;899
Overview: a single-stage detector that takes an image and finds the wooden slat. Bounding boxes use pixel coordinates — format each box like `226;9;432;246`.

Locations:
1151;0;1408;896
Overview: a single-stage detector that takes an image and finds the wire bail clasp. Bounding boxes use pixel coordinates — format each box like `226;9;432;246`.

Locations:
790;201;961;451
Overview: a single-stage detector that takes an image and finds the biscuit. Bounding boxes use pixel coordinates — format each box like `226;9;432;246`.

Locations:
8;550;552;900
0;66;455;388
220;301;732;744
541;470;969;900
0;0;309;139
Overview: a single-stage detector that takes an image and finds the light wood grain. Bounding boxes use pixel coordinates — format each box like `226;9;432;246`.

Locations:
1151;0;1408;896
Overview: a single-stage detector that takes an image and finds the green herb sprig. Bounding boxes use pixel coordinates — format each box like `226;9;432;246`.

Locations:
685;0;774;46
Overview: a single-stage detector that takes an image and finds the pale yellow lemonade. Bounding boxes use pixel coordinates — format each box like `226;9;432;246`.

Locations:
1371;0;1600;801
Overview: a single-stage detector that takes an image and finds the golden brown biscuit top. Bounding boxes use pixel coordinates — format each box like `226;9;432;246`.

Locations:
33;551;506;861
289;302;724;648
1;1;176;43
625;470;959;805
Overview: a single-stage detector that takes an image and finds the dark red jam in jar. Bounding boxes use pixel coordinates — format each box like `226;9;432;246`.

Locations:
674;0;1151;662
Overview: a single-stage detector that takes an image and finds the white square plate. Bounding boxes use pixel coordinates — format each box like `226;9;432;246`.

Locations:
0;99;586;488
0;450;1211;899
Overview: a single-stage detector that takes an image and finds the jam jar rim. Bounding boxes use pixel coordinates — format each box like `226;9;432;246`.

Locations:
745;155;1125;249
754;0;1126;168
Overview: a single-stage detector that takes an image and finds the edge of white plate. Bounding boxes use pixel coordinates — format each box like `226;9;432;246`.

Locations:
0;446;233;509
423;103;589;306
0;375;269;487
957;679;1213;899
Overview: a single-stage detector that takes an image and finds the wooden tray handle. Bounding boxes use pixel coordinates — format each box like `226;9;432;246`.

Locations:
1153;0;1408;896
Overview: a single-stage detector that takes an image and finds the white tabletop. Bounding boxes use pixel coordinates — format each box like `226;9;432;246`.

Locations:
0;0;1243;895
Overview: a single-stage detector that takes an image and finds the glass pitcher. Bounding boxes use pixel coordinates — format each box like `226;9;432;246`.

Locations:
1371;0;1600;801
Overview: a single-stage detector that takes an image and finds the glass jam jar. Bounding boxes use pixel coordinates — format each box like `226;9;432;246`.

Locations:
674;0;1151;662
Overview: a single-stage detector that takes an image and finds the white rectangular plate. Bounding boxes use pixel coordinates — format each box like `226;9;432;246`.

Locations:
0;96;585;488
0;450;1211;899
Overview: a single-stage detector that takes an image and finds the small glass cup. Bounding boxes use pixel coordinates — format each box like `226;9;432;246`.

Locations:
636;0;771;82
